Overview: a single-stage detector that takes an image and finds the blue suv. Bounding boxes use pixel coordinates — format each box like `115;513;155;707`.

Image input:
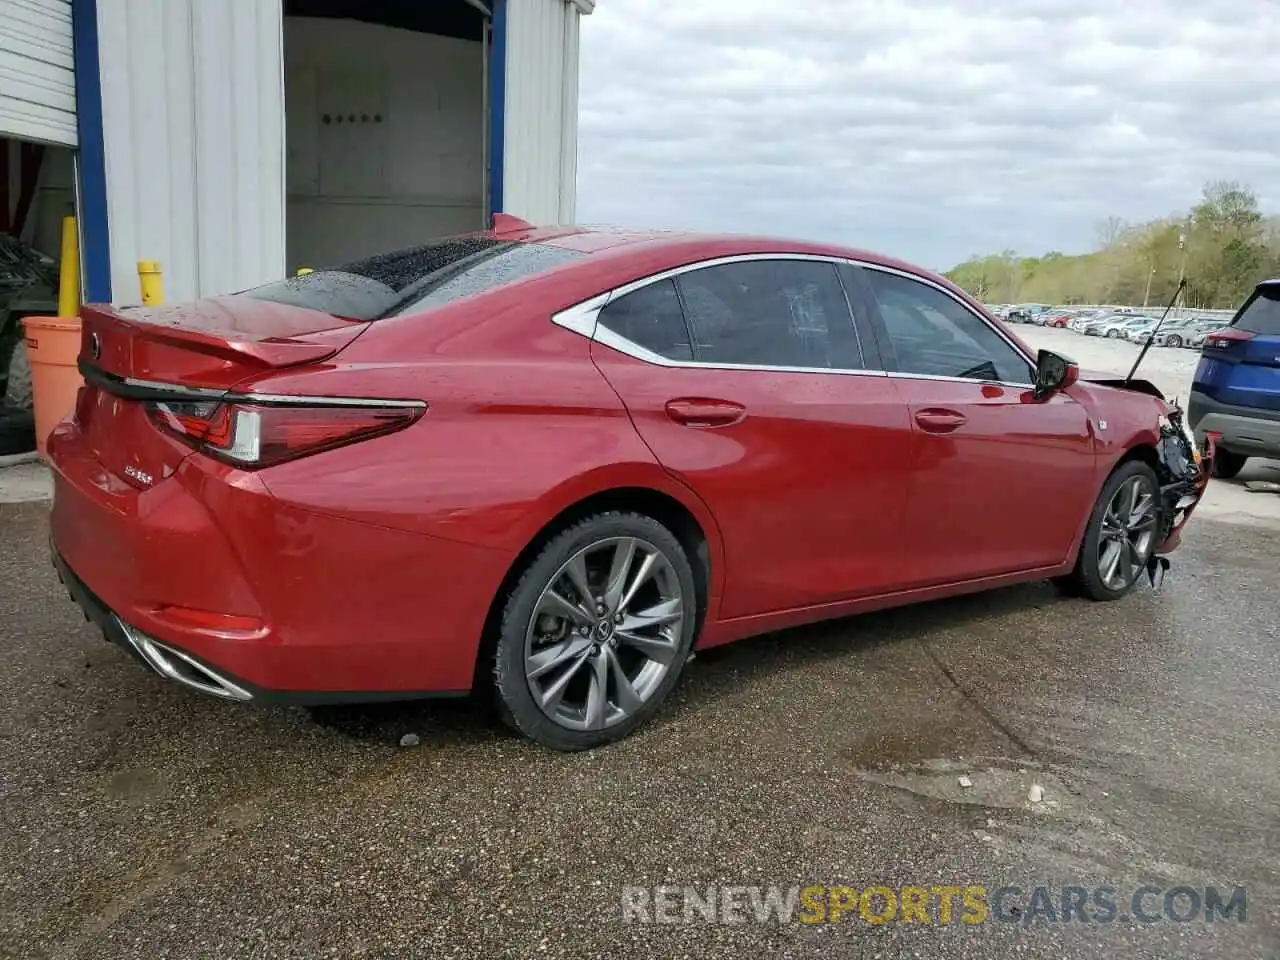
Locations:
1189;279;1280;478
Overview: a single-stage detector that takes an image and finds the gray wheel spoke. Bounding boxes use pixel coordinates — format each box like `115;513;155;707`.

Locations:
526;636;593;680
563;553;594;609
584;652;609;730
1129;493;1156;526
617;550;659;614
1130;515;1158;532
1101;540;1123;586
603;538;638;612
538;652;589;714
537;588;592;626
606;647;644;713
617;628;678;666
622;597;682;631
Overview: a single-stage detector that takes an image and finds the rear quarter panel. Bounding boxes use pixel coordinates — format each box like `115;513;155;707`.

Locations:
232;273;727;596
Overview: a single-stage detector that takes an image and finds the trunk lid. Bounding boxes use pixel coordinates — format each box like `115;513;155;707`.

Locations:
74;297;367;490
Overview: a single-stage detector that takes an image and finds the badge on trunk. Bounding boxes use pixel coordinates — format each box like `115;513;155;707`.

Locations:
89;332;102;360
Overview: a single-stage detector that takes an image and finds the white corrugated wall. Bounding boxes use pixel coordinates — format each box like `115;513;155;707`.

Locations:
503;0;589;226
95;0;285;305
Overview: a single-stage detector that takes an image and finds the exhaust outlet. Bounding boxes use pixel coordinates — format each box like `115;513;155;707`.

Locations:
116;620;253;701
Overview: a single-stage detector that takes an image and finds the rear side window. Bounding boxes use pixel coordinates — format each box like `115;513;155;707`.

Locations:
675;260;863;369
1235;286;1280;335
239;238;583;320
598;279;694;361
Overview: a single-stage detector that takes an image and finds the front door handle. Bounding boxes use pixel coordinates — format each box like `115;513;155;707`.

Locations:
914;407;967;433
665;398;747;428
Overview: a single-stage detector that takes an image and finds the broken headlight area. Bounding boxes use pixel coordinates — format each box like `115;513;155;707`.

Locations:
1147;405;1210;573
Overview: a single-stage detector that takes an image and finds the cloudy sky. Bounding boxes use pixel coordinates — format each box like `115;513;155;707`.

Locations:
576;0;1280;271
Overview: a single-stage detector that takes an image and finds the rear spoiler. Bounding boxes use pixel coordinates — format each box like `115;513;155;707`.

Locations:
81;304;348;370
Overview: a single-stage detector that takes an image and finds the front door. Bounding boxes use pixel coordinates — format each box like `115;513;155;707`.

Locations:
856;265;1096;587
589;257;916;619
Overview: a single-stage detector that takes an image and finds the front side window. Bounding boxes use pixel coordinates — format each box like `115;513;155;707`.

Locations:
675;260;862;369
866;270;1033;383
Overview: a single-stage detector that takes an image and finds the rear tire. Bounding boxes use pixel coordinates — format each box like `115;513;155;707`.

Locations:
1063;461;1162;602
1211;450;1248;480
1166;335;1183;348
491;511;698;751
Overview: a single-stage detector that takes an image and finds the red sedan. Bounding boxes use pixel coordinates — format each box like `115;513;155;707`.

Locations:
49;219;1210;750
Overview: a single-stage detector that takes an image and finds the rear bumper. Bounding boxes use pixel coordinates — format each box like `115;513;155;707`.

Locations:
48;427;511;704
1188;390;1280;458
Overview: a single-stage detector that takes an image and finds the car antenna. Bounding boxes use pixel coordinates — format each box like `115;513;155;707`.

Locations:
1124;278;1187;385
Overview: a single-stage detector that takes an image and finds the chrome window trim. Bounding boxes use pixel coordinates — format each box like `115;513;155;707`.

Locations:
551;252;882;377
855;262;1037;388
551;251;1038;389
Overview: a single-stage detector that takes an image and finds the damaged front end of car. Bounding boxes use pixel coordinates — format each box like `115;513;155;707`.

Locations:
1147;403;1214;581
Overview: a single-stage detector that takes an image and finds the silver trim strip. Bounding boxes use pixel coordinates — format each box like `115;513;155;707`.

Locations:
119;376;427;409
551;251;1036;388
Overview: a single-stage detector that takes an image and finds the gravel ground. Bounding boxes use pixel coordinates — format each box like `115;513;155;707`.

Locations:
2;498;1278;959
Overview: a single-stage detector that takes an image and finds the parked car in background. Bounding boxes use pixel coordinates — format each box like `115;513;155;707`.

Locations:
46;221;1211;749
1190;279;1280;479
1091;315;1155;339
1124;316;1202;344
1188;322;1227;350
1008;303;1050;323
1066;310;1107;331
1156;319;1225;349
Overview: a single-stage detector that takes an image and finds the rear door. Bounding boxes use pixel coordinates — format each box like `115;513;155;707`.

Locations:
1195;283;1280;413
853;265;1096;586
588;256;915;619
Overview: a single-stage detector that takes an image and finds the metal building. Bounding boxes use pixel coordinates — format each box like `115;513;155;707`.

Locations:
0;0;593;304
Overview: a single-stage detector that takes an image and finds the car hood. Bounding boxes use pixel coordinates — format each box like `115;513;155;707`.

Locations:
1077;369;1166;401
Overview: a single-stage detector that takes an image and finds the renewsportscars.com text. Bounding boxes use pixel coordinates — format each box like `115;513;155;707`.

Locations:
621;884;1247;926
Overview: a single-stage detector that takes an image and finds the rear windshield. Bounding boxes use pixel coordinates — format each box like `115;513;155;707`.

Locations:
1235;284;1280;335
238;237;584;320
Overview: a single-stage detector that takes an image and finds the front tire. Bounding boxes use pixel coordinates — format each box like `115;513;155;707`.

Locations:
1166;335;1183;348
492;511;698;750
1064;461;1162;601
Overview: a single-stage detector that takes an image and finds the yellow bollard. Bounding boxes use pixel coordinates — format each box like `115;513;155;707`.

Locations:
138;260;164;306
57;216;80;317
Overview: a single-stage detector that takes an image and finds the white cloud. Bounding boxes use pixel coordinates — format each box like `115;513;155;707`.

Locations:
576;0;1280;269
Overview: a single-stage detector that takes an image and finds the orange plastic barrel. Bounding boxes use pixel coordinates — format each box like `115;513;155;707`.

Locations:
22;316;83;460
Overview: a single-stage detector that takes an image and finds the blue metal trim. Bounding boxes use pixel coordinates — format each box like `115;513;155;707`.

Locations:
487;0;506;224
70;0;111;303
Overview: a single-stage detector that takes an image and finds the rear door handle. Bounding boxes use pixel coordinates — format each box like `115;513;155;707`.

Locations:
914;407;967;433
665;398;747;428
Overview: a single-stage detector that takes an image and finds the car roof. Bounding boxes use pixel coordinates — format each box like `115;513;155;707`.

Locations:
497;223;978;305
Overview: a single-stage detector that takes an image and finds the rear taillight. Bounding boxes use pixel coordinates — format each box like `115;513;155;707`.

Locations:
1203;328;1254;349
147;399;424;467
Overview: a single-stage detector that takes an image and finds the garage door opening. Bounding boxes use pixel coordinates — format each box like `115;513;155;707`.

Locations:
1;137;75;452
283;0;490;273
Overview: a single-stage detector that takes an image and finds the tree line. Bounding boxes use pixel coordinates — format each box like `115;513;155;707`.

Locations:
945;182;1279;310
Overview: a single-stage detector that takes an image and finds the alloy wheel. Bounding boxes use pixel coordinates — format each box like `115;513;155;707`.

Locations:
524;537;686;731
1097;475;1159;591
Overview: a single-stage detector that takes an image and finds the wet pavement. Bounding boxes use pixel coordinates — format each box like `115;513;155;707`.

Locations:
2;500;1278;959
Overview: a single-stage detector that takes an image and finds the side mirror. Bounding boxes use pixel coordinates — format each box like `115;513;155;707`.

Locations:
1033;349;1079;400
